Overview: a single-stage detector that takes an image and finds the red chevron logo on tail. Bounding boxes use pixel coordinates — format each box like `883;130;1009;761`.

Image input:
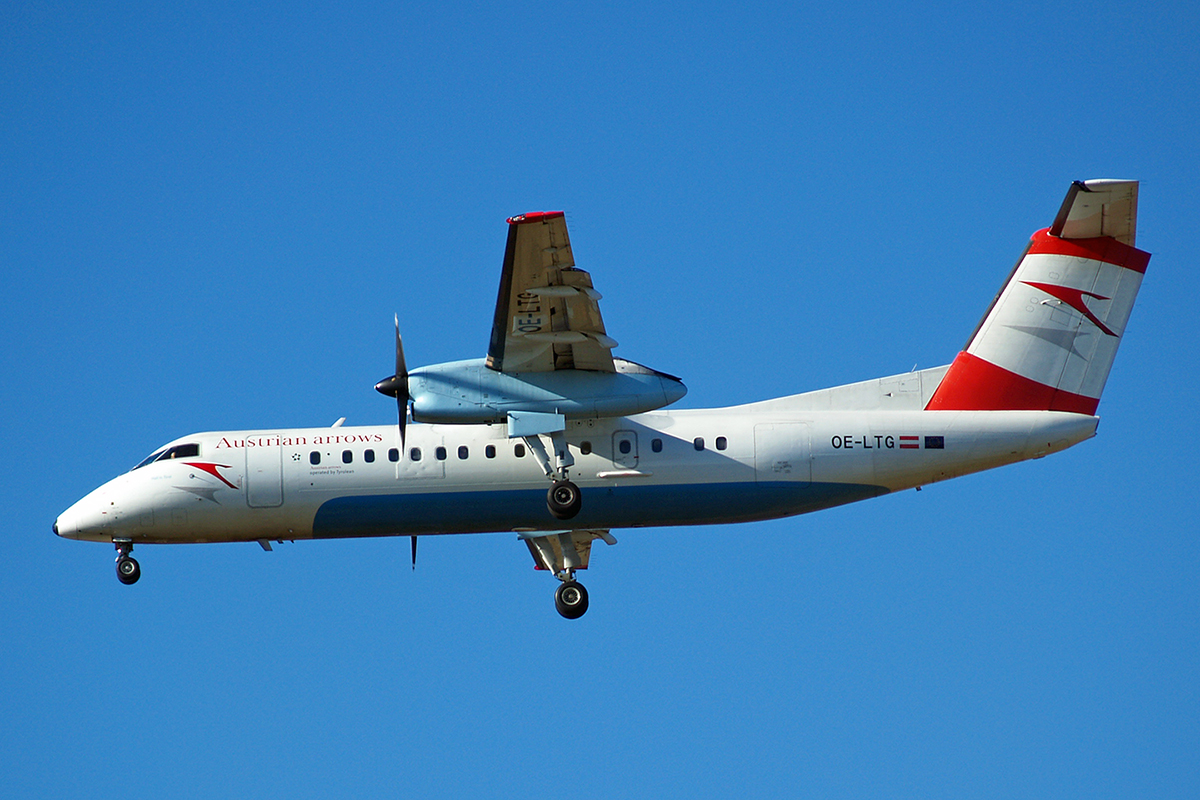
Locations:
1021;281;1117;336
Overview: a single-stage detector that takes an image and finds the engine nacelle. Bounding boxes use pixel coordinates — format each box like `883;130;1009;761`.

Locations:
408;358;686;424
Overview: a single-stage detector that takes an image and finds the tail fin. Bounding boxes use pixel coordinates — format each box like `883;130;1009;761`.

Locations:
926;180;1149;414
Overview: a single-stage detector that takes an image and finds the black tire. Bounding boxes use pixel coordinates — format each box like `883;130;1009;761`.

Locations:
554;581;589;619
116;556;141;585
547;480;582;520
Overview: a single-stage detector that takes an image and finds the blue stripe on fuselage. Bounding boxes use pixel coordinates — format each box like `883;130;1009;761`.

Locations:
310;481;885;538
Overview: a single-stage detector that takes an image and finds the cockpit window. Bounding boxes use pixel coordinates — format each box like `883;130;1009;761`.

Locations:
133;449;167;470
132;443;201;471
159;443;200;461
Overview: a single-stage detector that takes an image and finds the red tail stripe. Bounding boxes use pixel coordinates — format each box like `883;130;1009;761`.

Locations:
926;352;1099;415
1028;228;1150;273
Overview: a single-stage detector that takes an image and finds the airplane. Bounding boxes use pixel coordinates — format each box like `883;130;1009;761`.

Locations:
55;179;1149;618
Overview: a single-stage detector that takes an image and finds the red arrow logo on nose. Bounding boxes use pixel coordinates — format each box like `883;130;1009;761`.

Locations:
1021;281;1117;337
184;462;238;489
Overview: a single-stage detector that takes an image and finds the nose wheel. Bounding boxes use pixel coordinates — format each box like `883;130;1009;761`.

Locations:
114;541;140;585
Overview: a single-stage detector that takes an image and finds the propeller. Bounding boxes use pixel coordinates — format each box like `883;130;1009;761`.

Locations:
374;315;409;449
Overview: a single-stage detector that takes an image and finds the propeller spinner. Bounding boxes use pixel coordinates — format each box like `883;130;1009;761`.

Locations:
374;315;409;448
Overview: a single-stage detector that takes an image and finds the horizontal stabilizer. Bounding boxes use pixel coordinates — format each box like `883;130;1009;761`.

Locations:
1049;179;1139;246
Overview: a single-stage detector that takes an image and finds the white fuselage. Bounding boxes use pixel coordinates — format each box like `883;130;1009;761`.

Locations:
54;402;1097;546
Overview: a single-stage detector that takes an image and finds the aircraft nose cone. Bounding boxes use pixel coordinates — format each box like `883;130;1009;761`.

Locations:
53;511;75;539
55;481;121;542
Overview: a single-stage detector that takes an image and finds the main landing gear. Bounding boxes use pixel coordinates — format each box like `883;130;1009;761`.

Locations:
522;530;614;619
547;480;582;520
521;431;583;521
114;540;140;585
554;573;589;619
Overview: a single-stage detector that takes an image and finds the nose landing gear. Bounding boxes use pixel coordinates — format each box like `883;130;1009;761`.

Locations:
114;540;140;585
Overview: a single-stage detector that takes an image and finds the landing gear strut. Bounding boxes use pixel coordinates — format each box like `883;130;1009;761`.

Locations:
522;531;612;620
114;540;140;585
554;574;589;619
521;431;583;521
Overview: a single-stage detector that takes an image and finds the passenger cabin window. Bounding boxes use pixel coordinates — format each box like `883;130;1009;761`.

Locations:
342;450;353;464
618;440;632;455
310;451;321;465
389;448;400;462
581;441;592;455
694;437;705;451
364;449;375;463
651;438;663;453
485;445;496;459
514;443;526;458
436;446;447;461
410;448;422;462
716;437;728;451
458;445;469;460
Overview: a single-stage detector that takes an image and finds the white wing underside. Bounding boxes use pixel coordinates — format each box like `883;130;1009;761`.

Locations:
486;213;616;374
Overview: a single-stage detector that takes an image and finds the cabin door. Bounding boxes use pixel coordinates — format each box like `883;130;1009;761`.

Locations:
245;435;284;507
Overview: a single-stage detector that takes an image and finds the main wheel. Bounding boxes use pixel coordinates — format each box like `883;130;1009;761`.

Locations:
547;480;582;520
554;581;589;619
116;556;141;585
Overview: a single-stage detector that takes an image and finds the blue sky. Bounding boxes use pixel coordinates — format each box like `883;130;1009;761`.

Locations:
3;2;1198;797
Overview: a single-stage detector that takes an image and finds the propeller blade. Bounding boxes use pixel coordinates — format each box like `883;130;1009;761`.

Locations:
394;314;407;385
374;314;410;449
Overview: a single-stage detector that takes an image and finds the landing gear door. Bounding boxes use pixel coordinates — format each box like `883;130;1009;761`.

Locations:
754;423;811;484
612;430;638;469
245;435;284;507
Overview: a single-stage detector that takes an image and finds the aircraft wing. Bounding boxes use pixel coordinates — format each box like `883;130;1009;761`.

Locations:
486;212;617;373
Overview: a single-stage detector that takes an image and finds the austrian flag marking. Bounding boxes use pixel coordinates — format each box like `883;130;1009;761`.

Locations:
828;434;946;450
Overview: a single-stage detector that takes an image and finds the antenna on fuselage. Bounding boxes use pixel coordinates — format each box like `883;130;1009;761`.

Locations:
411;535;417;570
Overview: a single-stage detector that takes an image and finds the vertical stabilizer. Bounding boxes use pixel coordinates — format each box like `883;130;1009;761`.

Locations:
926;180;1149;414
